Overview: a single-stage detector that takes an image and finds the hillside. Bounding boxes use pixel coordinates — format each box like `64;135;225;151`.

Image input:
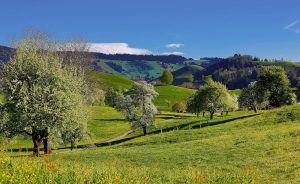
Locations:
86;71;133;90
154;85;195;111
1;45;300;90
171;65;203;85
199;55;300;89
3;105;300;183
96;59;183;80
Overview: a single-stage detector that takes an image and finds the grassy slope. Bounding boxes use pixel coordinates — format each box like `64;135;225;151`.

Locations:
56;105;300;183
87;71;133;90
2;104;300;182
154;85;195;111
97;59;183;79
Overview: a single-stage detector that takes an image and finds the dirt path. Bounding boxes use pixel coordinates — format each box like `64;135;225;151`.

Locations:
102;128;139;144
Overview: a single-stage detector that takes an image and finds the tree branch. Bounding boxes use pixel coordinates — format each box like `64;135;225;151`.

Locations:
19;130;32;136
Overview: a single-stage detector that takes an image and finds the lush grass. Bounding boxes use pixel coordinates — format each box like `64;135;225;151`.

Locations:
51;105;300;183
3;106;300;183
229;89;242;96
154;85;195;111
87;71;133;90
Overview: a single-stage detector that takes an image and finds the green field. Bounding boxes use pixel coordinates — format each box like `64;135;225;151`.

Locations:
154;85;195;111
2;71;300;183
87;71;133;90
2;104;300;183
96;59;183;80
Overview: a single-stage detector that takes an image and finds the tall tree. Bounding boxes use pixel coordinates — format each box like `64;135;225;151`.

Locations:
256;66;291;107
238;81;270;113
116;81;158;135
0;33;88;156
161;68;173;85
187;80;233;119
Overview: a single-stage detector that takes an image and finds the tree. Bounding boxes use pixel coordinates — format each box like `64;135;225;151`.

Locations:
187;74;194;83
187;80;233;119
0;33;88;156
224;94;239;115
256;66;291;107
284;92;297;105
105;88;123;107
161;68;173;85
238;81;270;113
116;81;158;135
172;101;187;113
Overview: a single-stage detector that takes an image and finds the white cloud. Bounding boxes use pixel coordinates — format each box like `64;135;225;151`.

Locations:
284;21;300;34
165;43;184;49
89;43;152;55
161;51;184;56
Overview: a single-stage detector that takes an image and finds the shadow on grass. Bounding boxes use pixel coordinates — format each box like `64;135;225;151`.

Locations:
93;118;125;122
7;113;259;154
78;113;259;148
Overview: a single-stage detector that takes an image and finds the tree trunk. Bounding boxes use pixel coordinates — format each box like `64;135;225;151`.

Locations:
210;111;214;120
221;111;223;116
196;113;199;117
71;140;75;151
226;111;229;116
142;126;147;135
32;137;41;157
202;112;205;117
43;138;51;154
253;106;257;113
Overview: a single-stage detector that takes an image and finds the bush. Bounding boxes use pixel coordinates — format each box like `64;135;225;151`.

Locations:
172;101;187;113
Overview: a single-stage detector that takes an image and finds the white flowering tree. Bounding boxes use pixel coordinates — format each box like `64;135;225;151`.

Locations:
0;33;88;156
116;81;158;135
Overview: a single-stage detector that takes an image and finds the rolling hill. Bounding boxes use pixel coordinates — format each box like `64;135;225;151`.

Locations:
3;104;300;183
1;45;300;90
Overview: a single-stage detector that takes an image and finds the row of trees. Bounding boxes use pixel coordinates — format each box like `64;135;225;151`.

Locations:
239;66;297;112
186;66;297;119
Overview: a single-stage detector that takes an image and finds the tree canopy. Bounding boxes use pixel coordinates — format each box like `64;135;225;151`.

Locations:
256;66;291;107
116;81;158;135
0;34;88;156
161;68;174;85
187;80;234;119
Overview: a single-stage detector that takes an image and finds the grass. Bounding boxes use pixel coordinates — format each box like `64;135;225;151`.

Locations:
229;89;242;96
87;71;133;90
97;59;183;79
154;85;195;111
2;105;300;183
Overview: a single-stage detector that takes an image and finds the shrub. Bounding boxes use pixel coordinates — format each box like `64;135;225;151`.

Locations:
172;101;187;113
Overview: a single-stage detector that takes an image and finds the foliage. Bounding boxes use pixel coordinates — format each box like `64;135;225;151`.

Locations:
238;81;270;112
172;101;187;113
283;92;297;105
256;66;291;107
161;68;174;85
116;81;158;135
187;80;233;119
187;74;194;82
104;88;123;107
0;35;88;156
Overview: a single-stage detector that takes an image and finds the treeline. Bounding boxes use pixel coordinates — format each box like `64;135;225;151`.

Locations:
0;45;188;66
94;53;187;64
199;54;300;89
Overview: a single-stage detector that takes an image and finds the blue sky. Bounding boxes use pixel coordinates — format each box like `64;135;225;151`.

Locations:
1;0;300;61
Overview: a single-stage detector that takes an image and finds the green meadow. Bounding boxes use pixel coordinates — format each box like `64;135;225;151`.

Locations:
1;71;300;183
